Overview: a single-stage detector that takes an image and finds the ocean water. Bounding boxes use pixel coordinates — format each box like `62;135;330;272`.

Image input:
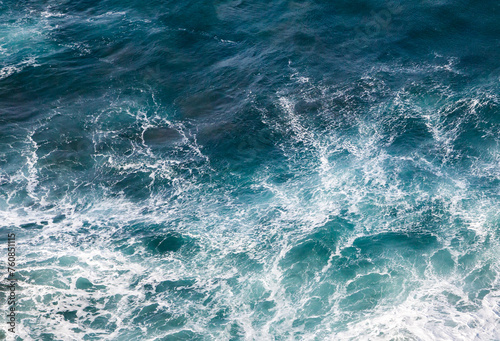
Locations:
0;0;499;340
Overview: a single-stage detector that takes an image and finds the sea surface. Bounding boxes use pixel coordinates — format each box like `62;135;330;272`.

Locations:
1;0;499;340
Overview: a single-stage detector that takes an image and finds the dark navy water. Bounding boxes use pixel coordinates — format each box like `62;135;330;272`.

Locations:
1;0;499;340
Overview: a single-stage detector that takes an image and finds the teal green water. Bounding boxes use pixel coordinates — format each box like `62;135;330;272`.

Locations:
0;0;499;340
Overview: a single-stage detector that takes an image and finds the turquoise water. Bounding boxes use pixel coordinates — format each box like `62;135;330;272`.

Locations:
0;0;499;340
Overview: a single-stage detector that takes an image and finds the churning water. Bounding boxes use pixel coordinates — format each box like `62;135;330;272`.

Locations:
0;0;499;340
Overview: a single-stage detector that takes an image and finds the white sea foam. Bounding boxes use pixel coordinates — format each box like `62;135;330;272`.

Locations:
2;62;499;340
